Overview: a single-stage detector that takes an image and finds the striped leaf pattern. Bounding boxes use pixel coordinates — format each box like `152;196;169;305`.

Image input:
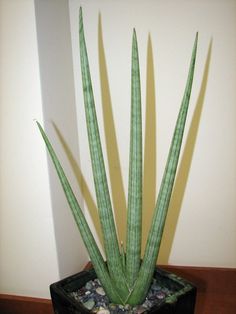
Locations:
126;33;198;305
36;122;122;304
78;8;129;299
38;7;198;306
126;29;142;287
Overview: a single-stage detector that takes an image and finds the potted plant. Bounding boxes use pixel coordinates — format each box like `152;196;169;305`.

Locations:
37;7;198;314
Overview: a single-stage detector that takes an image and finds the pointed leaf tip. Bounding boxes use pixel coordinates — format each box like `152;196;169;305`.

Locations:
194;32;198;46
79;7;83;24
132;29;138;50
36;121;41;129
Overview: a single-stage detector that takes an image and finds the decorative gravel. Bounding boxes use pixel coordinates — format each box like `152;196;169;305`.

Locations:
69;277;174;313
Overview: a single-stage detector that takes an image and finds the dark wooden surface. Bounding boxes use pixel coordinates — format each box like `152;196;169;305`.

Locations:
161;265;236;314
0;265;235;314
0;294;53;314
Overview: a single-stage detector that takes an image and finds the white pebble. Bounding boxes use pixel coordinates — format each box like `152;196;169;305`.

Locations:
96;287;106;296
97;309;110;314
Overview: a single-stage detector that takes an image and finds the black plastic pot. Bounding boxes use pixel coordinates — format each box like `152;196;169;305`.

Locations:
50;267;196;314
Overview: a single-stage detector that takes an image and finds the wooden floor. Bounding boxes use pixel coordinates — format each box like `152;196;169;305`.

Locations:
0;265;235;314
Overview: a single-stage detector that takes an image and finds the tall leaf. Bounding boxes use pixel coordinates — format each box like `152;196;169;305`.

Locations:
36;122;122;304
126;29;142;287
127;33;198;305
79;8;129;298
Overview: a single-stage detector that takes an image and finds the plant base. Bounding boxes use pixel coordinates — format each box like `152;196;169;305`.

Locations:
50;267;196;313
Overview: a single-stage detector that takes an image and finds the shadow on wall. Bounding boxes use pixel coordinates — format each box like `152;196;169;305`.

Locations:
98;14;127;245
142;34;157;254
97;15;158;252
35;0;89;277
158;39;212;264
54;13;212;263
53;122;104;247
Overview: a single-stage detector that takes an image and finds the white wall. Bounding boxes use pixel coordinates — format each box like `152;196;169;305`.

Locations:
0;0;59;298
34;0;88;280
0;0;89;299
0;0;236;300
69;0;236;268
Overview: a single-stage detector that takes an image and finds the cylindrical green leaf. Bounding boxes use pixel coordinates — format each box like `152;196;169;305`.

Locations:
36;122;122;304
126;29;142;287
79;8;129;299
126;33;198;305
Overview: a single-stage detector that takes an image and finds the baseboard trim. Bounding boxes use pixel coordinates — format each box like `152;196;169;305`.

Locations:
160;265;236;313
0;294;53;314
1;265;235;314
159;264;236;292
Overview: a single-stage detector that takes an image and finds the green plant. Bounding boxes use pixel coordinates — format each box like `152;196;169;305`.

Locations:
37;8;198;306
